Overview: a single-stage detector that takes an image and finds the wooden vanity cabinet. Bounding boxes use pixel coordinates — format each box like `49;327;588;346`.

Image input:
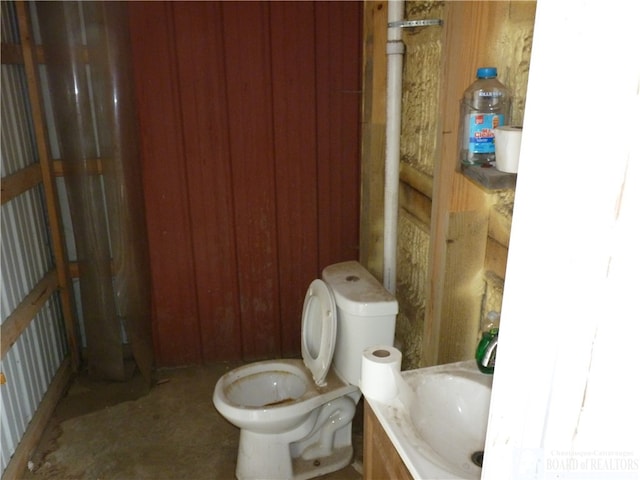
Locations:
363;400;413;480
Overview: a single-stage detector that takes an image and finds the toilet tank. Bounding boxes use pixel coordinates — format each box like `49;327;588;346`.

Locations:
322;261;398;386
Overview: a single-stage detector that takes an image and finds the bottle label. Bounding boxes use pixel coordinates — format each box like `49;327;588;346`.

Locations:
467;113;504;154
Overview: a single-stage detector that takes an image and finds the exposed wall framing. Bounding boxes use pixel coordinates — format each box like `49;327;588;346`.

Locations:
1;1;78;477
360;1;535;368
424;1;535;365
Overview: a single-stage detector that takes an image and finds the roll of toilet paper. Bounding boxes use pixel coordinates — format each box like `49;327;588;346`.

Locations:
494;125;523;173
360;346;403;403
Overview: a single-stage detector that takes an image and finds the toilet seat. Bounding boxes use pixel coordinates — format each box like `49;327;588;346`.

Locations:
301;279;337;386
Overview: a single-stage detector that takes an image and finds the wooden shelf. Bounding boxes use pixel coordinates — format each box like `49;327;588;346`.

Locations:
421;1;534;366
461;164;517;191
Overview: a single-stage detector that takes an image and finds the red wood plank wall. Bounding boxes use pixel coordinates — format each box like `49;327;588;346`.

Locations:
128;1;362;366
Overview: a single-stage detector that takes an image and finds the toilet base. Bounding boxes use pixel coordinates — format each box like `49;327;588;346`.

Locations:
292;445;353;480
236;430;353;480
235;429;354;480
236;429;291;480
219;364;361;480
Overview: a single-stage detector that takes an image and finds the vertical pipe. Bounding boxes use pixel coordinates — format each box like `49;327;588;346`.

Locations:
383;0;404;293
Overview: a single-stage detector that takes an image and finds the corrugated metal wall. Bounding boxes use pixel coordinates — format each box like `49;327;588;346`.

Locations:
0;1;69;474
128;1;363;366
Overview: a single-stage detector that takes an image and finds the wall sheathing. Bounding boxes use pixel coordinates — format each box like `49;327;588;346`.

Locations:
0;1;70;475
362;1;536;369
395;1;444;368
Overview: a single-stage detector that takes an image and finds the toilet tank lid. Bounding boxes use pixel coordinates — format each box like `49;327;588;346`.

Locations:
321;261;398;316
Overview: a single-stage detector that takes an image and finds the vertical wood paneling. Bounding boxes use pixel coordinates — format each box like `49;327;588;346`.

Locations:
128;2;201;365
128;1;361;365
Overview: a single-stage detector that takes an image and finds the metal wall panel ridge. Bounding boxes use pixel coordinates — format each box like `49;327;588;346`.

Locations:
1;188;52;321
0;1;70;473
0;299;67;473
128;1;362;365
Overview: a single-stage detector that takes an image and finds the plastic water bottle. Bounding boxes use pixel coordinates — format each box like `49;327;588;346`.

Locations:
459;67;511;167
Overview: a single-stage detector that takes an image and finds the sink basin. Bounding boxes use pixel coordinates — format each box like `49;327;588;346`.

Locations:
366;360;493;479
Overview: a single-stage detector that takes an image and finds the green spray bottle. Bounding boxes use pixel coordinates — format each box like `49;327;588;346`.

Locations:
475;311;500;374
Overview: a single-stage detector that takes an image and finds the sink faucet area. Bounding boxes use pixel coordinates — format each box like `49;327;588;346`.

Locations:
475;328;499;374
365;360;493;479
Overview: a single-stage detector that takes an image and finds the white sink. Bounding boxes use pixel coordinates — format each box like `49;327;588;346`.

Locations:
366;360;493;479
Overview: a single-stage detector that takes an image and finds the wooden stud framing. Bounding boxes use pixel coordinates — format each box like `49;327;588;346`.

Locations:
0;42;45;64
52;158;103;177
0;3;80;476
1;358;72;480
15;0;80;370
0;163;42;205
0;270;58;357
359;0;389;281
359;1;532;368
423;2;508;366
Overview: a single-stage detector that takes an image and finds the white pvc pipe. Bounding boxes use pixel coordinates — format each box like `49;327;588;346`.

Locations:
383;0;405;294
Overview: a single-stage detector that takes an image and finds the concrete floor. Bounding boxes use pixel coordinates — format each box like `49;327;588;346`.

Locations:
22;362;363;480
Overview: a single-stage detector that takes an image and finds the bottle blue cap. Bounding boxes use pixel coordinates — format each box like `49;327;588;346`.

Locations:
477;67;497;78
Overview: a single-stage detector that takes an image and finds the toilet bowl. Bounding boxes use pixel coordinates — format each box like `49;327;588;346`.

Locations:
214;359;359;479
213;359;358;434
213;261;398;480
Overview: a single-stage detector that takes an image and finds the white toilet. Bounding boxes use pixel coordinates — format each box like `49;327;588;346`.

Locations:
213;261;398;480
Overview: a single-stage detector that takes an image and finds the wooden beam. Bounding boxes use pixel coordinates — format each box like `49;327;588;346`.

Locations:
1;159;107;199
485;237;508;280
360;0;388;281
1;270;58;358
16;0;80;370
0;163;42;205
399;180;431;227
488;204;512;248
1;42;24;64
1;42;77;65
52;158;104;176
437;208;490;363
68;262;80;279
423;1;505;366
1;357;73;480
399;163;433;199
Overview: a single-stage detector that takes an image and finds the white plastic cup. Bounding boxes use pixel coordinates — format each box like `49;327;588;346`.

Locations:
494;126;523;173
